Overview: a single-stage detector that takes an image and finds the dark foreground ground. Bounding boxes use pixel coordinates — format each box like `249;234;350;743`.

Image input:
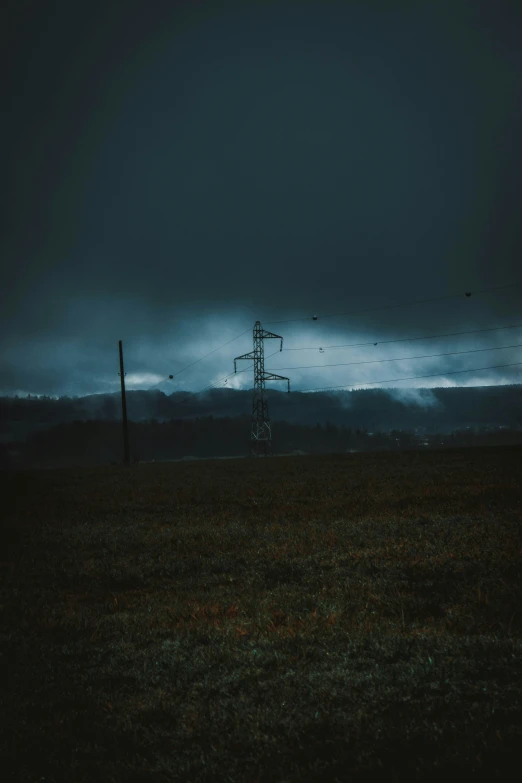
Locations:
1;444;521;782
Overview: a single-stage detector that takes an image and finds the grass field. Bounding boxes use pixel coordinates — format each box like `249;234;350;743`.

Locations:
1;444;522;782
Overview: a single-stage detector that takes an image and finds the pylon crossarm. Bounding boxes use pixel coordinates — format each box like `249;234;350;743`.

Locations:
261;330;284;351
234;351;255;372
262;373;290;393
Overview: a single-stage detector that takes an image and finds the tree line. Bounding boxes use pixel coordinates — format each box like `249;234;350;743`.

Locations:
1;415;521;470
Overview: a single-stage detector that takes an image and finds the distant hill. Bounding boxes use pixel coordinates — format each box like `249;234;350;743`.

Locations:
1;383;521;442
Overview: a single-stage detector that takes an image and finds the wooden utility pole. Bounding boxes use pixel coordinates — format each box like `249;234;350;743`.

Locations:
118;340;130;465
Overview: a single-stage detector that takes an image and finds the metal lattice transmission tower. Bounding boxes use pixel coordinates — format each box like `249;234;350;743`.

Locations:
234;321;291;456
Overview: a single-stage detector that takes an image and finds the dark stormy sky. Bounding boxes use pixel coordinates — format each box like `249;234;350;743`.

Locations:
2;0;522;400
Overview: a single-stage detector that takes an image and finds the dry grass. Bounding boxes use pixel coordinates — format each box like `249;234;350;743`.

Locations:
1;444;521;782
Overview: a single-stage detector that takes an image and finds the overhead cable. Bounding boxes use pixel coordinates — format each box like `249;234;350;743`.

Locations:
263;282;522;326
174;349;283;403
298;361;522;393
283;322;522;351
147;326;252;390
146;280;521;391
266;341;522;371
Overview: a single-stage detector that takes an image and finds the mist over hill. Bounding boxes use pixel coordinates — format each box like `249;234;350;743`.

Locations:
1;384;521;439
1;383;522;470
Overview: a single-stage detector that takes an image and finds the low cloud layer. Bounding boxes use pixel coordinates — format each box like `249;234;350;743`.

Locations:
2;1;521;399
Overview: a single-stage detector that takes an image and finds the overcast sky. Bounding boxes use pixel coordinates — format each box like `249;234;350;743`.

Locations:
2;0;521;399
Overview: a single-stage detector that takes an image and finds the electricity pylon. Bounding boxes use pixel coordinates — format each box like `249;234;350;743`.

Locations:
234;321;290;456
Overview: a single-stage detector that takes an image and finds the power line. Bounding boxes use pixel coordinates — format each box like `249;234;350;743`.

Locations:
282;322;522;351
147;376;175;392
146;326;253;391
173;326;253;376
297;361;522;394
266;342;522;371
191;348;282;398
263;282;522;326
145;280;522;391
173;349;283;404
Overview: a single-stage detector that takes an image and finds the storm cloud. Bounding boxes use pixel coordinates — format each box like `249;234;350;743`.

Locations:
2;0;521;400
